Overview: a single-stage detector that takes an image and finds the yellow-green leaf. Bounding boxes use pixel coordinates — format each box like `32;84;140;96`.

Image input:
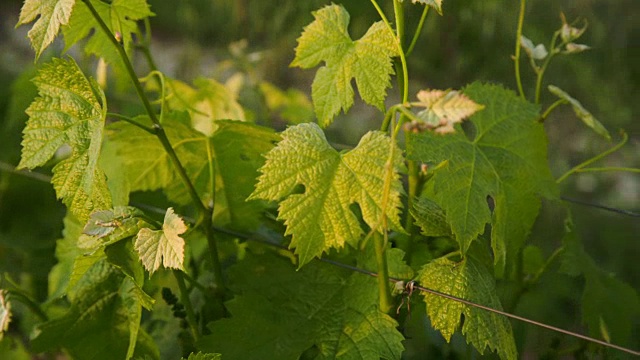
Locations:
134;208;186;275
250;123;405;267
417;257;517;359
18;57;111;221
16;0;76;60
291;4;399;126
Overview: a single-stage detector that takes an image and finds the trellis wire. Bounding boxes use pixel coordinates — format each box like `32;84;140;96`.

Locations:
1;162;639;355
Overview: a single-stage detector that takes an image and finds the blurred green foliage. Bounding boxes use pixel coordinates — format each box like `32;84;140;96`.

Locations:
0;0;637;358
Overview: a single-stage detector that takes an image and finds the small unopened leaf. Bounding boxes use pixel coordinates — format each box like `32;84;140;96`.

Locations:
560;16;587;43
414;89;484;134
417;257;517;360
250;123;405;266
18;57;112;221
291;4;399;126
399;0;443;15
548;85;610;140
0;289;10;340
520;35;548;60
134;208;186;275
17;0;75;59
564;43;590;54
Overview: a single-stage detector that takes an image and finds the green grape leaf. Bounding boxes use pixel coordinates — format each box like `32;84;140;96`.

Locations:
48;213;85;299
199;253;404;360
134;208;186;275
560;227;640;346
16;0;76;60
417;257;517;360
407;82;557;273
108;115;278;230
548;85;610;140
0;289;10;340
411;195;452;237
62;0;153;67
291;4;399;127
166;78;246;136
250;123;405;267
399;0;443;15
32;260;159;360
182;353;222;360
17;57;111;222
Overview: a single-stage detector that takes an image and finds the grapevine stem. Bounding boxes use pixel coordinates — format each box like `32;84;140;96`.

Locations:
173;270;200;340
107;112;155;134
406;6;430;57
374;232;393;313
556;131;628;184
514;0;527;99
81;0;225;294
534;32;560;104
539;99;566;122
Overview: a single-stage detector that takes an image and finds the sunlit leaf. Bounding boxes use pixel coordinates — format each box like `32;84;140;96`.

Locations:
181;352;222;360
417;257;517;359
166;78;246;136
402;0;443;15
250;123;405;267
413;89;485;134
548;85;610;140
0;290;10;340
291;4;399;126
17;57;111;221
16;0;76;60
134;208;186;275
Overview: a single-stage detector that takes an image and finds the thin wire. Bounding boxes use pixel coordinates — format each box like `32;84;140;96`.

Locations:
561;196;640;217
1;161;639;354
319;259;639;356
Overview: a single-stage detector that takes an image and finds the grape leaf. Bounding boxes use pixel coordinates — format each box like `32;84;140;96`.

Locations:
249;123;405;267
80;206;151;252
417;257;517;360
0;289;10;340
399;0;443;15
62;0;153;66
166;78;246;136
182;353;222;360
413;89;485;134
32;260;159;360
108;115;278;230
411;195;452;237
407;82;557;273
548;85;610;140
17;57;112;222
291;4;399;127
560;226;640;347
134;208;186;275
16;0;76;60
199;253;404;360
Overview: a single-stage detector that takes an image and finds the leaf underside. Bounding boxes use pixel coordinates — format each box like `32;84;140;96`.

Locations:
408;82;557;273
250;123;405;267
18;57;112;222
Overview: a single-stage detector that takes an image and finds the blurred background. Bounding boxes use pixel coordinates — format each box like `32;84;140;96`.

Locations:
0;0;638;357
